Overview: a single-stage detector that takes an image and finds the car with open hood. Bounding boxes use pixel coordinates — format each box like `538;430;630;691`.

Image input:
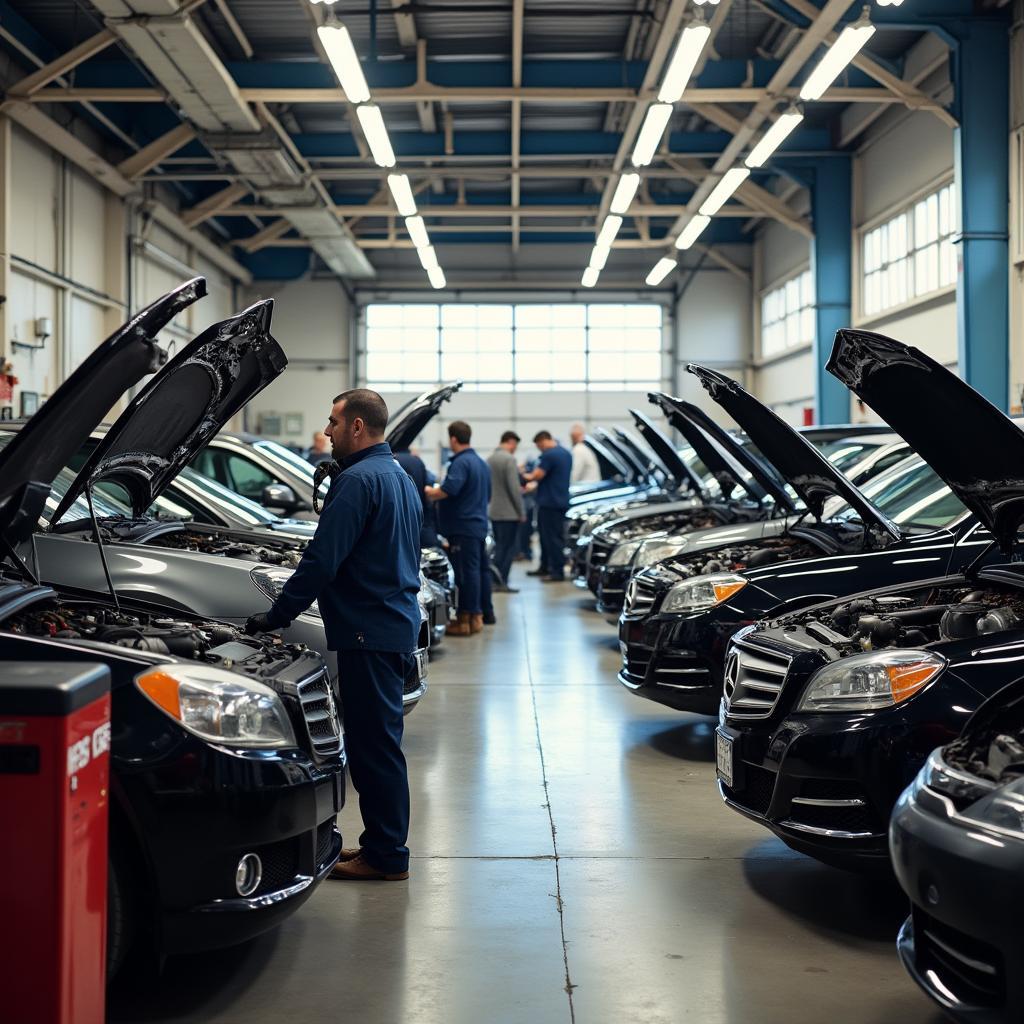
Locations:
0;280;346;977
714;328;1024;870
7;279;428;710
616;370;969;714
891;680;1024;1022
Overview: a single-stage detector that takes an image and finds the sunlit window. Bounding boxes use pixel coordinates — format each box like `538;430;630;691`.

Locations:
362;303;664;391
862;182;957;318
760;269;814;358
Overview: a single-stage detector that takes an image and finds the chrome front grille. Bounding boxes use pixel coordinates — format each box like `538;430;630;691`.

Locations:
624;576;659;618
296;671;344;758
621;647;651;684
589;537;613;568
723;640;791;720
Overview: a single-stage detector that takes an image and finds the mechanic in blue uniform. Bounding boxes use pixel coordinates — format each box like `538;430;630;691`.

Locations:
245;389;422;882
425;420;492;635
394;443;439;548
523;430;573;581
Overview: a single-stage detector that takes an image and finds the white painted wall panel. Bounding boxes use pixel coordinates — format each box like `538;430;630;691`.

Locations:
760;222;810;287
69;168;107;293
10;127;58;272
755;349;815;425
8;269;60;400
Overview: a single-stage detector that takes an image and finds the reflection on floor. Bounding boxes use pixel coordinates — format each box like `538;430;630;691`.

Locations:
108;574;944;1024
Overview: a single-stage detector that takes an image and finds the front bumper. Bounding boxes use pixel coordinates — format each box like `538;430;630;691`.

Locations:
403;645;429;712
595;564;631;617
118;743;346;956
891;780;1023;1021
616;610;731;716
715;683;975;869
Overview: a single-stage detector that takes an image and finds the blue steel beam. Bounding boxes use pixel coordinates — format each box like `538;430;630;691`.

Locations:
950;16;1011;409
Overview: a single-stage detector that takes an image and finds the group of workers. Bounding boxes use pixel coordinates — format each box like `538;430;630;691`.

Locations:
252;391;602;883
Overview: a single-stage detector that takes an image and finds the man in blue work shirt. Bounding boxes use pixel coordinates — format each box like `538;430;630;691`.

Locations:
245;389;422;882
394;443;439;548
425;420;492;635
523;430;572;582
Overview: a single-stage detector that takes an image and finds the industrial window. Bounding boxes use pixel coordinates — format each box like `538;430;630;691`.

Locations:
760;269;814;359
861;182;958;318
362;303;663;391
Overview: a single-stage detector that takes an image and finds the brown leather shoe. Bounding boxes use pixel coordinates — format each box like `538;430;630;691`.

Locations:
470;613;484;634
329;853;409;881
447;612;473;636
338;847;362;862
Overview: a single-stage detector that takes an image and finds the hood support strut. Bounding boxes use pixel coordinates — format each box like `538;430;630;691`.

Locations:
85;486;120;613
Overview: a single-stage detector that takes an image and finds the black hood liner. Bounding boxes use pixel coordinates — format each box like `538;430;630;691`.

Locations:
52;297;284;522
0;278;206;542
652;394;797;513
614;427;667;483
386;381;463;452
687;363;901;542
627;409;702;494
828;328;1024;553
583;435;629;480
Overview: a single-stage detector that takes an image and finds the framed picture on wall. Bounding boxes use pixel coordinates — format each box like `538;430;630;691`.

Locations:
258;413;282;435
285;413;304;435
20;391;38;417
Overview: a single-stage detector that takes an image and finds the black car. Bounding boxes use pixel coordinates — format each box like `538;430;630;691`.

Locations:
0;284;345;975
715;327;1024;870
617;371;970;714
890;681;1024;1022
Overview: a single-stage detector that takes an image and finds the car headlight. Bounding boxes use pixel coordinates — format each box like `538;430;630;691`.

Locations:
608;540;643;567
635;538;688;568
250;566;321;619
136;665;297;749
797;649;946;713
662;573;747;613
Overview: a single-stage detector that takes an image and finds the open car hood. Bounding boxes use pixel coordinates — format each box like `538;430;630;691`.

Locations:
386;381;463;452
583;435;629;480
648;393;796;513
828;328;1024;553
595;428;649;484
687;363;901;542
626;410;703;494
0;278;205;543
52;297;284;523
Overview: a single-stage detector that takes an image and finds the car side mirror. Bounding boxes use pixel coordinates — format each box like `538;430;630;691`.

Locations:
261;483;299;511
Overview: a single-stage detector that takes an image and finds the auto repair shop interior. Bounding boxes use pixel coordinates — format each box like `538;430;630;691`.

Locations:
0;0;1022;1022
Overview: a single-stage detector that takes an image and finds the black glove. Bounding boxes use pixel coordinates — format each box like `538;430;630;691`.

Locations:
245;612;274;635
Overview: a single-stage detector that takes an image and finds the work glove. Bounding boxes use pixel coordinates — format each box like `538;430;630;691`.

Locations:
245;612;274;635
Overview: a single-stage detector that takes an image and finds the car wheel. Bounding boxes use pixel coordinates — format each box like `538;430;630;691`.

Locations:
107;844;137;982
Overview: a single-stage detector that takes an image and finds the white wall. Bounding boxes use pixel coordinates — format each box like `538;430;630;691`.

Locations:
242;277;354;448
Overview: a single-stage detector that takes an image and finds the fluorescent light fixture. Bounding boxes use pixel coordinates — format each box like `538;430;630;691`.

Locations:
646;257;677;286
417;245;439;272
799;19;876;101
405;215;430;249
631;103;673;167
745;108;804;168
699;167;751;216
691;0;720;5
387;173;417;216
610;173;641;216
658;24;712;103
596;215;623;250
356;104;396;167
427;264;446;289
316;24;370;104
581;266;600;288
675;214;711;250
875;0;903;6
589;244;611;271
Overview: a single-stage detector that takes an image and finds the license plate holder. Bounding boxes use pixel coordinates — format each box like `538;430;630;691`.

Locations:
715;728;735;789
415;649;428;682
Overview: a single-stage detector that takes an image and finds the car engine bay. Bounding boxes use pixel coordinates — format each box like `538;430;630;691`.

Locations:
154;529;304;568
3;595;308;676
668;535;822;577
783;583;1024;655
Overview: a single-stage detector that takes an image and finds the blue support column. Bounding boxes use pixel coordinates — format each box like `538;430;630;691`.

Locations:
810;155;853;425
952;19;1010;409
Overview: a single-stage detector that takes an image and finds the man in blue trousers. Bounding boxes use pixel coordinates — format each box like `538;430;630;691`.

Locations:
245;389;422;881
425;420;492;635
523;430;572;582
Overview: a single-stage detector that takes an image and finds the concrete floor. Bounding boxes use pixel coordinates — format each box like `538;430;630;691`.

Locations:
109;575;945;1024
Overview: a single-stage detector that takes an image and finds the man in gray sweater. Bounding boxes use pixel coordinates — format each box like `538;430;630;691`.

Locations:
487;430;525;592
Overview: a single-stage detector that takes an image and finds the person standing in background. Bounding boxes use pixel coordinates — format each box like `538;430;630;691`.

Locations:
394;443;439;548
425;421;492;634
523;431;573;582
487;431;524;592
515;455;537;562
569;423;600;484
306;431;334;466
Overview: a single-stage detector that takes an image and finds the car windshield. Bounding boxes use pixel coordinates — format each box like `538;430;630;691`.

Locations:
814;438;884;473
158;467;279;527
823;456;965;530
